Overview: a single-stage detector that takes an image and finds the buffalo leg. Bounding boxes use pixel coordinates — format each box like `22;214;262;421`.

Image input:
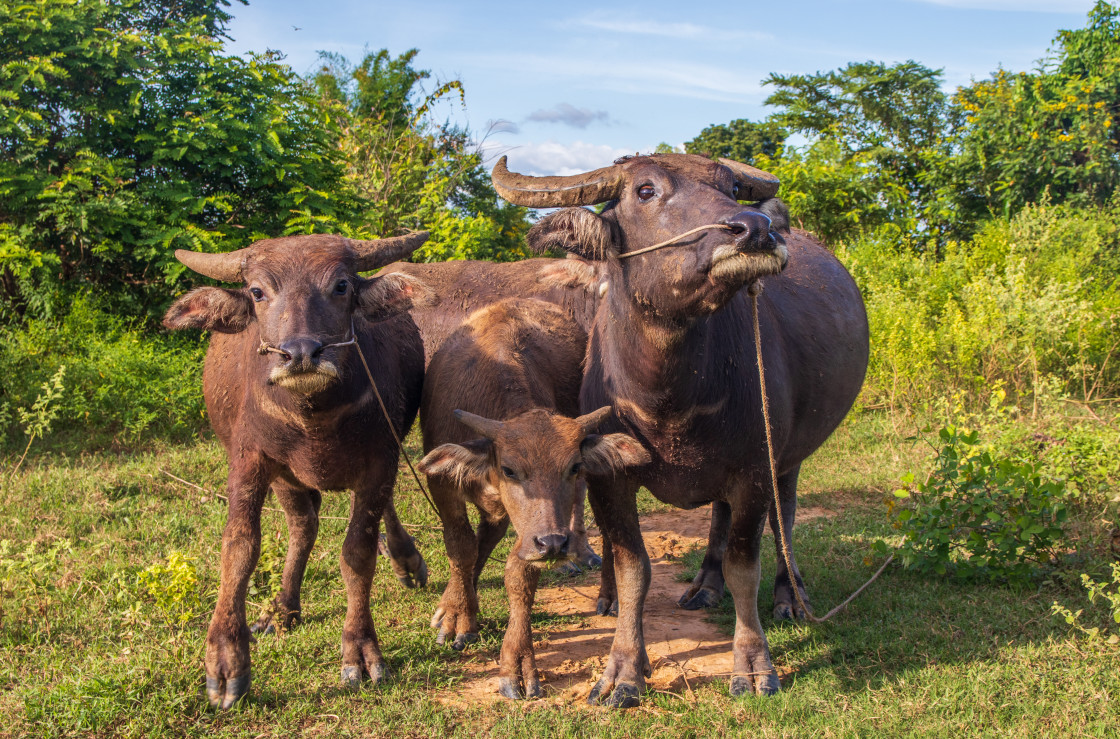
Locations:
558;487;602;575
770;464;810;620
678;500;730;610
339;470;394;688
595;531;618;616
497;549;543;700
379;499;429;589
472;515;510;589
252;479;321;634
586;475;649;709
205;453;275;709
725;484;781;697
429;477;480;651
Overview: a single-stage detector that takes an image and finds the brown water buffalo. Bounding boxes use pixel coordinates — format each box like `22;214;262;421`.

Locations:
162;232;433;709
492;153;869;706
416;298;649;699
383;257;608;572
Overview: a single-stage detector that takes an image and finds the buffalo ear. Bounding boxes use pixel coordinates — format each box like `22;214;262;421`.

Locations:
581;433;651;476
755;197;791;234
527;207;617;261
417;439;493;485
359;273;437;323
162;287;254;334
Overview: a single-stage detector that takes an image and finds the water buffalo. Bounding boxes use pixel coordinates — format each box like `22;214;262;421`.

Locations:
383;257;608;572
492;154;869;706
416;298;649;699
162;232;433;708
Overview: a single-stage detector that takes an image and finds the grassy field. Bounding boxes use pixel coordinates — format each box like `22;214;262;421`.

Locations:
1;412;1117;738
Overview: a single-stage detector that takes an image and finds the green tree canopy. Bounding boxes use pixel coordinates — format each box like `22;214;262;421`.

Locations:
0;0;348;320
684;119;786;164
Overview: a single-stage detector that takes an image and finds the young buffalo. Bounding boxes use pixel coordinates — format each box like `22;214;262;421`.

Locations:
162;232;432;708
417;298;649;700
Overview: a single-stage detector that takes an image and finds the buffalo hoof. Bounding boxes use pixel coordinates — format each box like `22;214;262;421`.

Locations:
595;597;618;617
555;561;582;577
341;661;388;690
205;673;250;710
587;680;641;709
729;670;781;697
498;675;543;700
379;533;429;589
678;585;722;610
773;600;808;621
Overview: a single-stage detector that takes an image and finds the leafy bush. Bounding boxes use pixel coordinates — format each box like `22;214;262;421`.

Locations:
1052;563;1120;645
886;425;1069;585
0;297;206;449
137;552;202;628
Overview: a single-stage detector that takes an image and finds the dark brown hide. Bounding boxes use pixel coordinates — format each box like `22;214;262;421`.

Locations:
162;233;430;708
508;154;869;707
416;299;647;699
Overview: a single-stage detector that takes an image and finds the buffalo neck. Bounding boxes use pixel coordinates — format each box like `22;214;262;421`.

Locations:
595;271;751;424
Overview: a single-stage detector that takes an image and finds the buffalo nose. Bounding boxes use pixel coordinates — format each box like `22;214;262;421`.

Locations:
722;210;776;254
276;337;324;370
533;533;570;560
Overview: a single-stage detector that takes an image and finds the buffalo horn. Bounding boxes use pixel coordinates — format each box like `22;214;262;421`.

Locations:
348;231;430;272
577;406;613;435
718;158;781;201
491;156;624;208
454;409;505;439
173;248;248;283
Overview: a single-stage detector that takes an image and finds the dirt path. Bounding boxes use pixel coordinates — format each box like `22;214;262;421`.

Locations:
435;504;830;706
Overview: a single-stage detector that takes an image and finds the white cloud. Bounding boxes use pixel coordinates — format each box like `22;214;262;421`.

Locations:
913;0;1094;11
480;140;634;177
468;52;764;103
573;12;774;43
527;103;611;129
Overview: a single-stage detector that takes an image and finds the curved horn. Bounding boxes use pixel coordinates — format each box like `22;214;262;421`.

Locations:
453;409;505;440
174;248;249;283
576;406;613;435
718;158;781;201
348;231;430;272
491;156;624;208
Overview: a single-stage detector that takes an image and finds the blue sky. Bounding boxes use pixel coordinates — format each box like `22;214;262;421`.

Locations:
227;0;1098;174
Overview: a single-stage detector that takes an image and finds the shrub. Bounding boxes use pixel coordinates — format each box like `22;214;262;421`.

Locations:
1052;563;1120;645
0;297;207;450
886;425;1069;585
137;552;201;628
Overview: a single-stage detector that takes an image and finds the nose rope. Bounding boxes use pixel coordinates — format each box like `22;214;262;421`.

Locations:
257;319;358;357
616;224;733;260
750;282;894;623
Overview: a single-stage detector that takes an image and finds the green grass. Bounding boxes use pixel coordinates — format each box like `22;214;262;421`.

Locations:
1;412;1117;738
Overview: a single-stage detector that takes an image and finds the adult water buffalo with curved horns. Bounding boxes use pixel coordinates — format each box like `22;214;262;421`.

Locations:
492;154;869;706
162;232;433;709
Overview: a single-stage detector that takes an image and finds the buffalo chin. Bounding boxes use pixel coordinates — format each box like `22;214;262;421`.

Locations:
269;364;340;394
709;244;788;286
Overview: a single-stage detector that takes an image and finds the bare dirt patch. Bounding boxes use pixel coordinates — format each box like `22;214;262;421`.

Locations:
434;504;832;706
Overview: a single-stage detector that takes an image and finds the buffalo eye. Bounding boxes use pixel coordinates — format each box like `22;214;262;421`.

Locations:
569;462;582;477
732;182;741;198
637;184;656;201
501;466;518;481
333;279;349;296
249;287;265;302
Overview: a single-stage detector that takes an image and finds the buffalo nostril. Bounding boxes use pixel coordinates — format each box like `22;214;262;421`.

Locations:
726;223;746;236
311;346;324;359
534;533;570;558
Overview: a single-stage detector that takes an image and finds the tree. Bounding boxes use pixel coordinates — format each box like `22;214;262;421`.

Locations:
684;119;786;163
762;60;954;248
312;50;530;263
0;0;349;320
948;0;1120;224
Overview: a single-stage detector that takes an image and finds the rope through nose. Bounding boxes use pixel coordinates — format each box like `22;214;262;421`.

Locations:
616;224;733;259
257;319;358;357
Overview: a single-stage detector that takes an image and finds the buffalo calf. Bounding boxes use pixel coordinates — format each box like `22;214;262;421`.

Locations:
416;298;648;699
163;232;433;708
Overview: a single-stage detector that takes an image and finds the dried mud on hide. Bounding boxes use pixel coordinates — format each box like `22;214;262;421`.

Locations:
433;504;832;707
